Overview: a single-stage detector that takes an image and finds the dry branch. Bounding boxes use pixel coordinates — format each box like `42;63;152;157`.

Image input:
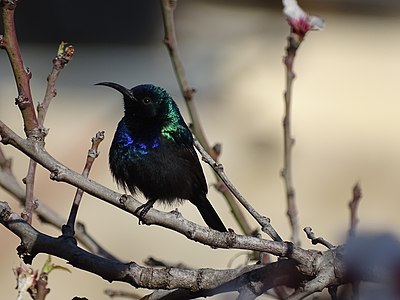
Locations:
160;0;253;236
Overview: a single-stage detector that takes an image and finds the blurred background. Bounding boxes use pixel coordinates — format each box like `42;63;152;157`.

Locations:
1;0;400;299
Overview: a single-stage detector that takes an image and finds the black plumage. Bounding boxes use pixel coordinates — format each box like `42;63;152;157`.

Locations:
97;82;227;232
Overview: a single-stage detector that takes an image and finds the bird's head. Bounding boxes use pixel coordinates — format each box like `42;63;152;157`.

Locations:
96;82;174;122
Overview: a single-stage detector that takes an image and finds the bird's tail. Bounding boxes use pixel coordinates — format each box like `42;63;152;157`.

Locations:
191;195;227;232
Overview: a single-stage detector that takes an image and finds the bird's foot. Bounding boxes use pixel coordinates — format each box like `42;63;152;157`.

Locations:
134;199;156;225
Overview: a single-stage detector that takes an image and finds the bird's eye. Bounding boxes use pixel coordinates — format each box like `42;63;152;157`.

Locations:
142;97;151;105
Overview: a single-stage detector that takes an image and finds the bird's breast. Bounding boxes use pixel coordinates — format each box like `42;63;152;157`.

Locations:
123;133;159;155
113;124;161;156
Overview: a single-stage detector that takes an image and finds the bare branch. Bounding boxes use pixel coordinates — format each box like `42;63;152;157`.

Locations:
160;0;253;236
0;201;310;295
28;43;74;227
1;8;75;229
160;0;202;142
37;42;74;127
348;183;362;238
63;131;104;237
282;33;301;246
104;289;142;299
21;159;38;224
1;0;43;225
0;119;316;262
281;0;324;247
304;227;334;249
127;258;307;300
1;0;39;135
0;146;12;171
144;257;189;269
195;140;282;242
0;145;118;260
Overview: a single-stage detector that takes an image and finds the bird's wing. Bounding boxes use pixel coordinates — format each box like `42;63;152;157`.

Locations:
169;125;208;193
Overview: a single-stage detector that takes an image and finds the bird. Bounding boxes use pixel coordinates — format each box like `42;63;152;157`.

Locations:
96;82;227;232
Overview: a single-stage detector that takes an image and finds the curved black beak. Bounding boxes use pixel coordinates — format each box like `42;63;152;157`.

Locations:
95;82;135;100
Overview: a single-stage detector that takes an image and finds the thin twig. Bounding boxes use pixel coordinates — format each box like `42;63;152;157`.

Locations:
348;183;362;238
1;0;43;224
37;42;74;126
0;145;118;260
282;33;301;245
348;182;362;300
144;257;188;269
281;0;324;247
1;0;39;135
62;131;104;237
22;162;37;225
304;227;334;250
160;0;252;235
160;0;203;145
227;252;252;269
24;43;74;225
21;159;37;224
0;146;12;172
104;289;142;299
2;6;74;224
195;140;282;242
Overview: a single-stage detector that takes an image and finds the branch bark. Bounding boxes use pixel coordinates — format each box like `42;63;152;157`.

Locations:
1;0;39;135
194;140;282;242
0;119;361;299
0;120;315;260
0;200;308;295
0;145;118;260
63;131;104;237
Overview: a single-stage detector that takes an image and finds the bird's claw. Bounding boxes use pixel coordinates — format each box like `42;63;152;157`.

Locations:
134;200;155;225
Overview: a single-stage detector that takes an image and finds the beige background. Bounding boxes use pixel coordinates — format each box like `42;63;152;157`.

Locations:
1;1;400;299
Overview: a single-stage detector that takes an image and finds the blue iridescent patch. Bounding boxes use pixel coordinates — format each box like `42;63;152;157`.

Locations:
120;131;160;155
122;131;134;147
